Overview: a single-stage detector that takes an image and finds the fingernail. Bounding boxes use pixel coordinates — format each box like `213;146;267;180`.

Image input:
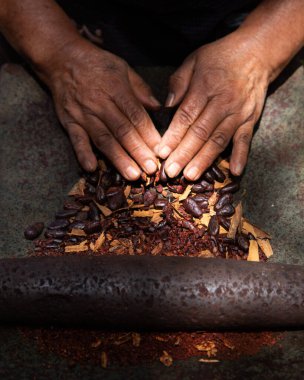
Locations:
149;96;161;107
125;166;140;180
165;92;175;107
166;162;181;178
233;163;243;176
185;166;200;181
154;144;160;155
144;159;157;174
159;145;172;158
86;160;96;172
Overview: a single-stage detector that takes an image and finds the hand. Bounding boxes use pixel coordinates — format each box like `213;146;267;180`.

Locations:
46;39;161;180
157;32;271;179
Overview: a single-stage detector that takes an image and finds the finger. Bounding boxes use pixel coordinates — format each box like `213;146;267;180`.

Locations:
229;123;254;176
111;91;161;156
163;98;228;177
158;89;208;159
84;115;142;180
98;102;159;174
65;122;97;172
183;116;241;181
128;68;161;109
166;57;195;107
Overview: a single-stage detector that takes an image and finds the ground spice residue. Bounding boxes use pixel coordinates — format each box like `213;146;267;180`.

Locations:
22;149;278;367
20;328;281;367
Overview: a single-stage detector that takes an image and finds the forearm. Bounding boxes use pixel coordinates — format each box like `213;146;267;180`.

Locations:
235;0;304;82
0;0;83;81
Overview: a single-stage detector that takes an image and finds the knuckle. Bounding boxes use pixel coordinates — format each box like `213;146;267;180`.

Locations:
127;105;146;127
71;133;85;148
168;130;183;146
210;131;228;150
169;73;184;87
94;130;112;148
113;121;132;140
178;146;194;162
178;105;196;126
129;143;143;156
236;132;252;146
191;121;210;142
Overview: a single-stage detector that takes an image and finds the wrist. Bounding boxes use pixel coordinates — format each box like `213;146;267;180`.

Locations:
225;29;274;85
34;35;90;85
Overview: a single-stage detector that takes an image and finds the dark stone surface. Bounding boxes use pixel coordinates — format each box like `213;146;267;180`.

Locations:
0;62;303;378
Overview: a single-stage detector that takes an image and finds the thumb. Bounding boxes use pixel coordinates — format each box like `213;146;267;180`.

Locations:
166;57;195;107
128;68;161;109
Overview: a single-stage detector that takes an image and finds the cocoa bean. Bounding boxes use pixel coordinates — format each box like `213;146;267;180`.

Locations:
154;198;168;209
84;221;102;234
183;198;202;218
159;161;168;183
88;202;100;221
95;186;106;203
24;222;44;240
44;229;66;239
144;188;157;206
48;219;70;230
55;209;78;219
219;181;240;195
237;234;249;252
217;204;235;217
208;216;219;236
214;193;233;211
106;186;127;210
218;216;231;231
192;180;213;193
203;170;215;184
211;164;226;183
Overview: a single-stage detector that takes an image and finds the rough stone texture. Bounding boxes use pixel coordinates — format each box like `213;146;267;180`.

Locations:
0;62;303;378
0;64;79;257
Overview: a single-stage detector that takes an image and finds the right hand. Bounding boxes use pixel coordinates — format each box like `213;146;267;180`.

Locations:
44;39;161;180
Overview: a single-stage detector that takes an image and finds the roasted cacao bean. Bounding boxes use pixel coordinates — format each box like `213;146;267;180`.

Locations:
219;181;240;195
48;219;70;230
76;195;93;205
95;186;106;203
55;209;78;219
216;204;235;217
193;194;209;202
214;193;233;211
211;164;226;183
69;221;86;230
167;184;185;194
218;216;231;231
88;203;100;221
192;180;214;193
24;222;44;240
144;188;157;207
159;161;168;183
44;229;66;239
237;234;249;252
208;215;219;236
106;187;127;210
183;198;202;218
85;171;99;186
203;170;215;184
84;221;102;234
154;198;168;209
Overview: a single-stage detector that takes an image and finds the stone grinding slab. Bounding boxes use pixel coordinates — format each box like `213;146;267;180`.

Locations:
0;61;303;378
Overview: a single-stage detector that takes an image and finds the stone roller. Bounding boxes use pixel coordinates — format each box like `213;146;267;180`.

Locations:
0;255;303;329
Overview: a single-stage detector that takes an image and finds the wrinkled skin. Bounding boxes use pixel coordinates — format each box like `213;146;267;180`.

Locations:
48;40;161;180
158;32;270;179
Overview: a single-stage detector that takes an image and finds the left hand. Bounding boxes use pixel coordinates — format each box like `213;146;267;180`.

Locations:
157;32;271;180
